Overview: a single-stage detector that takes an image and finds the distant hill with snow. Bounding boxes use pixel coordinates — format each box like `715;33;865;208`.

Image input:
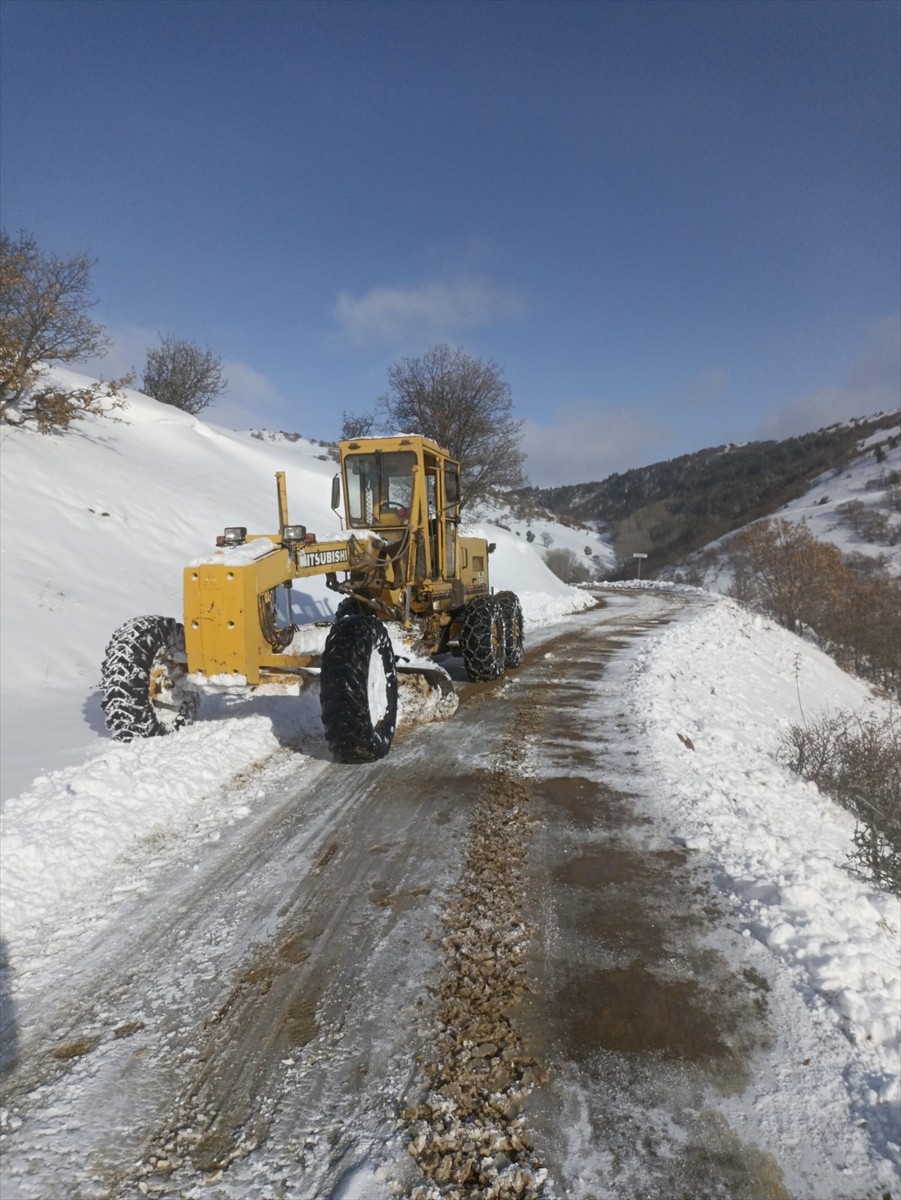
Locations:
516;413;901;576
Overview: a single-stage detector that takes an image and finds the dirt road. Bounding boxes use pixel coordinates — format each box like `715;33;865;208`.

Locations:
0;592;796;1198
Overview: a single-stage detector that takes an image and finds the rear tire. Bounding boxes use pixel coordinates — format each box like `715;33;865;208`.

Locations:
460;596;506;681
496;590;525;668
101;615;198;742
320;615;398;762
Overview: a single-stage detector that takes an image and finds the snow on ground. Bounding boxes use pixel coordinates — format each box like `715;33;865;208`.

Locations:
2;374;899;1192
775;426;900;571
674;421;901;591
619;588;900;1189
0;368;594;953
469;493;616;577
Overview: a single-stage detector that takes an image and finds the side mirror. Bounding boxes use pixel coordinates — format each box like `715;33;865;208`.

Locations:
488;542;497;554
330;473;341;512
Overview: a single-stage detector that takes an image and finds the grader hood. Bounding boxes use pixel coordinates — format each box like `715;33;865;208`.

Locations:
183;528;385;683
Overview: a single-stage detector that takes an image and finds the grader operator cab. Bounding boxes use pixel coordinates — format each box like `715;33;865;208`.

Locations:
100;434;524;762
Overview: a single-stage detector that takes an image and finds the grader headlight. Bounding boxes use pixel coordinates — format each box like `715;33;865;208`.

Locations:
216;526;247;547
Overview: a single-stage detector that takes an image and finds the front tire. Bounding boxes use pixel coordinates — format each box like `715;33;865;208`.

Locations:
460;596;506;681
495;590;525;668
320;615;398;762
335;596;372;620
101;615;198;742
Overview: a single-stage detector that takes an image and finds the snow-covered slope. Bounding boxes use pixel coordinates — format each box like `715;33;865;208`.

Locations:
0;368;593;803
668;422;901;589
774;424;901;569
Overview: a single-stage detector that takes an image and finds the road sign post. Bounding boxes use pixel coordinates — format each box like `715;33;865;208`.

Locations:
633;552;648;580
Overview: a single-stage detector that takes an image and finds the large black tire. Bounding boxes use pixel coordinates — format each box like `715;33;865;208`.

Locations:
335;596;372;620
460;596;506;681
100;615;198;742
320;615;398;763
495;590;525;668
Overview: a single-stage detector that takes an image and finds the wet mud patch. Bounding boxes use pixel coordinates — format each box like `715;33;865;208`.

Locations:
284;992;319;1045
542;743;599;771
369;880;431;913
535;775;640;832
519;660;781;1198
556;846;685;887
558;966;730;1062
278;926;323;964
112;1020;146;1040
536;822;772;1099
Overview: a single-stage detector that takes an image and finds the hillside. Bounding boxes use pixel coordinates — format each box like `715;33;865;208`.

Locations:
516;413;901;574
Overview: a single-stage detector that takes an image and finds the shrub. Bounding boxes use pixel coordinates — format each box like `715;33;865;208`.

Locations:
142;334;226;415
544;547;591;584
778;709;900;894
1;229;130;430
725;519;900;696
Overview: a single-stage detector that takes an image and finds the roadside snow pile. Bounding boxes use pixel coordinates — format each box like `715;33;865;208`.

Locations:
626;594;901;1114
0;694;323;952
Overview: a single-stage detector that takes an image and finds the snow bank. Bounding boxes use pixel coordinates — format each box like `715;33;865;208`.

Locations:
626;594;901;1102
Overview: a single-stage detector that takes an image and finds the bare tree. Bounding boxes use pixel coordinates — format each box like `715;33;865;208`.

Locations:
142;334;226;415
377;343;526;508
0;230;127;428
340;410;375;439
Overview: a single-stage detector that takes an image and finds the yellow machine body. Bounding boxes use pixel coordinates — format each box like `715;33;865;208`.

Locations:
183;434;493;686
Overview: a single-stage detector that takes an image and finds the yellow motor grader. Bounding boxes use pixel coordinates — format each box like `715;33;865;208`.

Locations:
100;434;524;761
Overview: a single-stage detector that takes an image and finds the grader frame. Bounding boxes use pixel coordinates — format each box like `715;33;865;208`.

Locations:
100;434;524;762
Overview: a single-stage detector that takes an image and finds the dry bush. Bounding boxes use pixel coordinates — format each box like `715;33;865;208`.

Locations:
725;519;900;696
25;379;130;432
142;334;226;415
778;709;900;893
0;229;129;430
836;499;896;546
543;547;592;584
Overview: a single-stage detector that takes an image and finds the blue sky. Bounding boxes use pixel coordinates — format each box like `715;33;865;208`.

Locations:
2;0;899;486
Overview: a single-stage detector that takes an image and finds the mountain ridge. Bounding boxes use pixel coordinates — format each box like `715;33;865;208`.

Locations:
512;412;900;572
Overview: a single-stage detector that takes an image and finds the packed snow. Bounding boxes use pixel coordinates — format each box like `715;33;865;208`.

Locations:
621;590;900;1176
1;371;899;1195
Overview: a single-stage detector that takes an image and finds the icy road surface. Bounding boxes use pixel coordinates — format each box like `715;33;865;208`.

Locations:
0;590;896;1200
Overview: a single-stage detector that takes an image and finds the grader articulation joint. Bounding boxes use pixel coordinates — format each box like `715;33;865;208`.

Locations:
100;434;524;762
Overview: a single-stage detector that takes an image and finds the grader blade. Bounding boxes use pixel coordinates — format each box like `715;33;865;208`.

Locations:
395;663;459;729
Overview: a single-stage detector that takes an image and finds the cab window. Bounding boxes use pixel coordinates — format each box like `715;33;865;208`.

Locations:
344;451;416;527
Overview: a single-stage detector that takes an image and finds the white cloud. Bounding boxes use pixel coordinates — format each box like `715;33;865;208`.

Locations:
79;320;158;382
760;312;901;439
333;277;524;347
521;402;673;488
77;323;296;432
211;360;294;431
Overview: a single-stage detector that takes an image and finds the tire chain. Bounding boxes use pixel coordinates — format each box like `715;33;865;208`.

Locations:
100;614;197;742
459;597;506;682
495;591;525;669
319;615;398;762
